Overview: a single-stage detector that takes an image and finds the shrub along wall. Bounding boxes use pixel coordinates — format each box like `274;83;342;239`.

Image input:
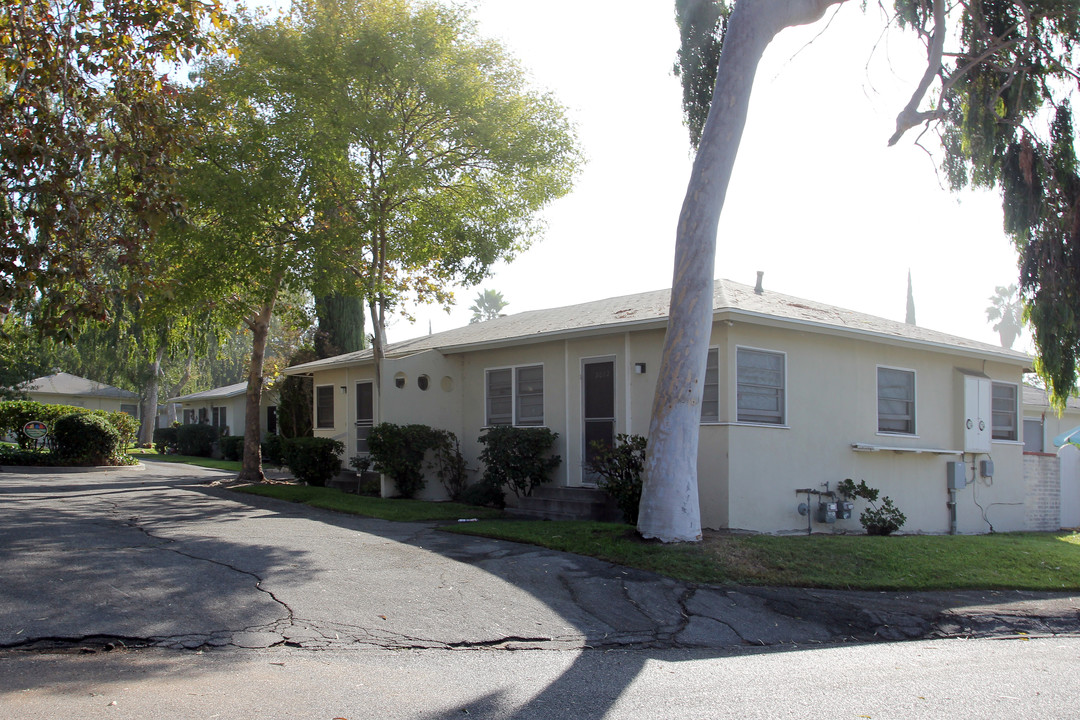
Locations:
0;400;137;450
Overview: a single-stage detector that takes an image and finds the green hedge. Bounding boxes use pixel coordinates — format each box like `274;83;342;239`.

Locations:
478;426;561;498
219;435;245;461
282;437;344;486
0;400;137;451
175;423;218;457
53;413;122;465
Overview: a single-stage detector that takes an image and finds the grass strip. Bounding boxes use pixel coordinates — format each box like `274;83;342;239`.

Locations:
445;520;1080;591
234;483;504;523
133;449;243;473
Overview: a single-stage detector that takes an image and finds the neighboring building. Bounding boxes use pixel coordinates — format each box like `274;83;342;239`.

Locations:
1022;385;1080;528
284;278;1037;534
20;372;140;418
167;382;279;439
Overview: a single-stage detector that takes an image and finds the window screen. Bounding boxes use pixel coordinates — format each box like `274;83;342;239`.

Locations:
877;367;915;434
737;348;784;424
991;382;1018;441
316;385;334;429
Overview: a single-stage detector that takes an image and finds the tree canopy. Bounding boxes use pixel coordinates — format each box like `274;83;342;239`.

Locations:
0;0;229;332
469;289;509;323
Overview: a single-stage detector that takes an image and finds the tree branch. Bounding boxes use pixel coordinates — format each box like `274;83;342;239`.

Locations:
889;0;947;146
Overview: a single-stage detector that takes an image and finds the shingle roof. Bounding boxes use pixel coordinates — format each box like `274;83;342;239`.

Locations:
284;279;1031;374
1022;384;1080;412
167;381;249;403
21;372;139;400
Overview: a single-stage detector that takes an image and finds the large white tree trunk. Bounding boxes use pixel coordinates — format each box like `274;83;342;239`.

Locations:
138;344;165;445
638;0;843;542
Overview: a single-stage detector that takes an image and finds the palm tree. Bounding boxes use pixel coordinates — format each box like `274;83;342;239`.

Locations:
469;289;508;324
986;284;1023;349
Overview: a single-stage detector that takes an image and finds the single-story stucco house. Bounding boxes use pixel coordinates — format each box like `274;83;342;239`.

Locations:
167;382;279;438
284;277;1048;535
20;372;140;418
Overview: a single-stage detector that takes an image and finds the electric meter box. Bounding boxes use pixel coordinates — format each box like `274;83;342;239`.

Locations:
947;461;967;490
960;372;992;454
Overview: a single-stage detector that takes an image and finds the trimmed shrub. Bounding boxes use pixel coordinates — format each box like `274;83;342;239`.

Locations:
0;400;135;451
586;433;646;525
282;436;344;486
459;478;506;509
367;423;440;499
219;435;245;461
52;413;122;465
153;426;179;454
262;434;288;468
175;423;218;457
477;426;561;498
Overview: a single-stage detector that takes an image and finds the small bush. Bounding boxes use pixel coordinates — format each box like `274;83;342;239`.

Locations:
153;426;178;454
0;400;135;451
367;423;440;498
838;478;907;536
175;423;218;457
282;436;344;486
586;433;646;525
262;434;288;468
478;426;561;498
219;435;245;461
459;478;506;509
105;410;139;449
52;413;122;465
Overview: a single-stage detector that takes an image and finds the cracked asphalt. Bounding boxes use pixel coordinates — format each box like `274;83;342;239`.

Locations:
2;460;1078;658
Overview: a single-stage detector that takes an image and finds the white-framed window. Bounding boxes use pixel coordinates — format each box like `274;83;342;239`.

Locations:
315;385;335;429
183;409;195;425
1024;417;1045;453
736;346;785;425
991;382;1019;441
877;366;915;435
120;404;138;418
212;406;227;432
485;364;544;426
701;348;720;423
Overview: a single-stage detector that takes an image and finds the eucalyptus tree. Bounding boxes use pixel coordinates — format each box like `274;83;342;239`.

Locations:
638;0;1079;542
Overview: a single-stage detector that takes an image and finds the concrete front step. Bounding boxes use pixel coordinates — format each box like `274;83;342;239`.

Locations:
511;486;623;522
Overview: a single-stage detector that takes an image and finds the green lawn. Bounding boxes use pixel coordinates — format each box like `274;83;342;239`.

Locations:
229;481;1080;591
131;448;243;472
235;483;504;523
443;520;1080;592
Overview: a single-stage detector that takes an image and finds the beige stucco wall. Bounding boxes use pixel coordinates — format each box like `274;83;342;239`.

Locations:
176;391;277;440
303;317;1028;533
713;323;1026;534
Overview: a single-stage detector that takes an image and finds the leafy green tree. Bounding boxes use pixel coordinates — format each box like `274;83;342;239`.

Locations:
469;290;509;324
986;284;1024;349
281;0;581;392
639;0;1079;542
0;0;230;332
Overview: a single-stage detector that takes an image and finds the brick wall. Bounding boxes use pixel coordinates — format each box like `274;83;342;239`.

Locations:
1024;453;1061;531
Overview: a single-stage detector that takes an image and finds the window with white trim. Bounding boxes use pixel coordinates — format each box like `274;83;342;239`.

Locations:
485;365;543;426
991;382;1019;441
315;385;334;429
736;347;785;424
701;348;719;423
877;366;915;434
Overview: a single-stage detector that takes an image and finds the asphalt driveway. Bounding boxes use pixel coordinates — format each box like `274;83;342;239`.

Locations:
1;461;1078;655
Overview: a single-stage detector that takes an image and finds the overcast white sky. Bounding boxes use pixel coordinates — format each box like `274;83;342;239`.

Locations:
387;1;1027;351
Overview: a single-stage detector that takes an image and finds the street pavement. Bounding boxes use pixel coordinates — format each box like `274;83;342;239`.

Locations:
1;461;1079;718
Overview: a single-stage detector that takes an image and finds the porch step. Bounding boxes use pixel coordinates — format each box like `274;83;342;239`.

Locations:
510;486;623;523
